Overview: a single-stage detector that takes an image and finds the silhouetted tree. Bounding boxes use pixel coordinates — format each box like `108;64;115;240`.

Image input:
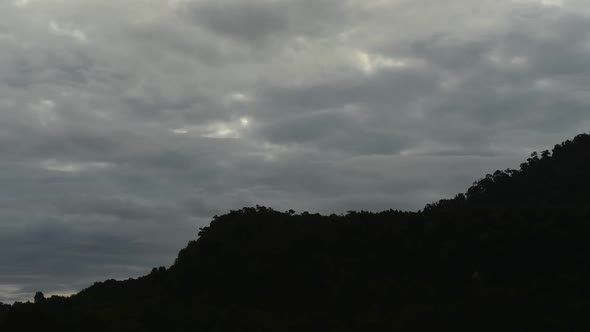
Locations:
33;292;45;304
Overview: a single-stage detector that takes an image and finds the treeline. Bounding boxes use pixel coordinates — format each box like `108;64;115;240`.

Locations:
1;133;590;331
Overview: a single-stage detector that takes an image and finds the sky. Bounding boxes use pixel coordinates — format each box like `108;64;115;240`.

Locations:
1;0;590;303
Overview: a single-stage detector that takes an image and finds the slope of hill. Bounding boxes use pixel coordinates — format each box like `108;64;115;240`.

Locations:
2;133;590;331
426;133;590;211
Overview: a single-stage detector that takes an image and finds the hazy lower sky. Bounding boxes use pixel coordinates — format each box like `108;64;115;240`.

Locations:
1;0;589;302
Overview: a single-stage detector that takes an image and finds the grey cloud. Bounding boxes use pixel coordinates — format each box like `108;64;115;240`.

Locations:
261;67;441;111
256;109;413;155
60;197;178;222
184;0;349;47
189;2;288;44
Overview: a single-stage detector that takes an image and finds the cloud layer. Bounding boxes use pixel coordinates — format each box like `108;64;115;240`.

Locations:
1;0;589;302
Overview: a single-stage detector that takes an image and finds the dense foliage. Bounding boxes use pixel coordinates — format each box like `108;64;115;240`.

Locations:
2;133;590;331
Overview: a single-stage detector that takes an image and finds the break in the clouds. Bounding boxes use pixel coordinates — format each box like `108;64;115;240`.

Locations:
1;0;590;302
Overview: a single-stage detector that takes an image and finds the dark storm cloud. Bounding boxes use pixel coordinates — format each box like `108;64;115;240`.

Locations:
1;0;590;302
183;0;349;47
190;2;288;44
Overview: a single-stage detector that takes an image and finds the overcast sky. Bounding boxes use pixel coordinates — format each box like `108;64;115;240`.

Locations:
1;0;590;302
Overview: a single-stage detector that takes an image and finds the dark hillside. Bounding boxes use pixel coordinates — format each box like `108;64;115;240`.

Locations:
2;133;590;331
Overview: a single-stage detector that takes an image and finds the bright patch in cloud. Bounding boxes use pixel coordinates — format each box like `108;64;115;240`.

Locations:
514;0;564;7
13;0;29;8
172;128;189;135
176;117;252;139
41;160;114;173
202;125;237;139
355;50;407;74
224;92;253;107
50;21;88;43
539;0;564;7
32;100;57;126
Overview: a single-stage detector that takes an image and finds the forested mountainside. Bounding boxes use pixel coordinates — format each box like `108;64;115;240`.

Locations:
2;133;590;331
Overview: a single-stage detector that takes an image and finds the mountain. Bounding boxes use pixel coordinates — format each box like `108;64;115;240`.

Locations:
2;133;590;331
